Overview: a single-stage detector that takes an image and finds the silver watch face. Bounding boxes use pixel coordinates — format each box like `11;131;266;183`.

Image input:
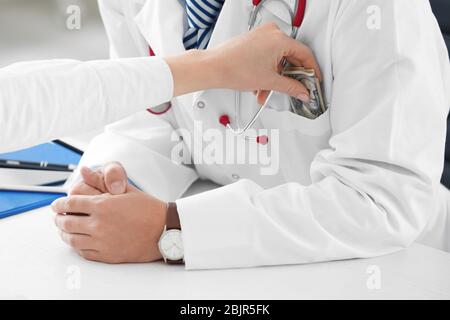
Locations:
158;229;184;261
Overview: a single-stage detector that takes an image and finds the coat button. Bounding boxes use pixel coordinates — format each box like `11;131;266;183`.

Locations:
196;101;206;109
232;173;240;180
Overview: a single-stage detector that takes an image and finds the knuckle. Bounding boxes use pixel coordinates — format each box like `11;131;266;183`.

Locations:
287;84;299;96
65;197;76;211
96;200;106;213
61;219;73;231
67;236;78;247
69;183;83;195
95;197;110;213
302;47;314;60
89;219;102;235
94;165;104;174
93;168;105;180
51;199;63;213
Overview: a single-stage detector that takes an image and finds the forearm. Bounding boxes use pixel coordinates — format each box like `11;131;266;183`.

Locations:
0;57;172;152
177;173;432;270
164;49;225;97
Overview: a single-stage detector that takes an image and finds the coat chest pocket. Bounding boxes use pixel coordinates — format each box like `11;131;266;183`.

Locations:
261;107;331;136
260;108;332;184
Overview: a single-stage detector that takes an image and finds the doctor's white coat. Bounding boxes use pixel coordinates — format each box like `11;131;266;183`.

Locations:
0;0;449;269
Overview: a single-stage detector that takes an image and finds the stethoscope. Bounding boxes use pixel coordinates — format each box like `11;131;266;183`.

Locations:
147;0;307;145
219;0;307;144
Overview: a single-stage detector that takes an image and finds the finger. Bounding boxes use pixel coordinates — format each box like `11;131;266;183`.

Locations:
60;231;97;250
51;195;98;215
54;213;92;235
284;38;322;81
69;181;102;196
102;162;128;195
80;166;107;193
273;75;310;102
256;90;270;105
78;250;101;262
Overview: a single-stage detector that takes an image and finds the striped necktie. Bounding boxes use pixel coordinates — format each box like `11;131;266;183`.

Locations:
183;0;225;50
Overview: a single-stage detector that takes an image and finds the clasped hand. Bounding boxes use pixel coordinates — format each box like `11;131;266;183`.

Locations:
52;163;166;264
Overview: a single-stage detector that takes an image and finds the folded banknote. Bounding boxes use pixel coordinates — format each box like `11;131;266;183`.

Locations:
282;67;327;119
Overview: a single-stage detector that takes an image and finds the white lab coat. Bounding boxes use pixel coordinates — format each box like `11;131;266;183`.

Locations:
0;0;449;269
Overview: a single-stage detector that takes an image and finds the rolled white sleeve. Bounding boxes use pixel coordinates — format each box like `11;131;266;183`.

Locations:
0;57;173;152
177;0;450;270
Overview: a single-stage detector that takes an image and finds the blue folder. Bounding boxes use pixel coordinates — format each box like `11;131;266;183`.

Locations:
0;141;82;219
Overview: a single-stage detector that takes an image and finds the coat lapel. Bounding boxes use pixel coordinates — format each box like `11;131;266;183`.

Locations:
134;0;186;56
261;0;298;26
207;0;251;49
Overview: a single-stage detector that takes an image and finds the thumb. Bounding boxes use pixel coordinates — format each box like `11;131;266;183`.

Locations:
103;162;128;195
274;75;310;103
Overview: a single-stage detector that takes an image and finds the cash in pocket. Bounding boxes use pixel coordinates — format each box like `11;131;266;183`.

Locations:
282;67;327;120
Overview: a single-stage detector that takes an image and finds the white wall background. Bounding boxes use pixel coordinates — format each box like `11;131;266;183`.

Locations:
0;0;109;67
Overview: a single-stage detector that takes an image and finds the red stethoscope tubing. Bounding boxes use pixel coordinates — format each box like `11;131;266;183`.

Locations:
293;0;307;28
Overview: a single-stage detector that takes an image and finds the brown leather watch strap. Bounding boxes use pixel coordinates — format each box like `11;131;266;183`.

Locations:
166;202;181;230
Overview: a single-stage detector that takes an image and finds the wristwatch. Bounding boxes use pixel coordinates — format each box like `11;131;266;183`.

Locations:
158;202;184;264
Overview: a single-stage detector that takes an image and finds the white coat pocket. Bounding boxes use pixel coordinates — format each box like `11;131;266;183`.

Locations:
261;108;331;136
260;107;331;185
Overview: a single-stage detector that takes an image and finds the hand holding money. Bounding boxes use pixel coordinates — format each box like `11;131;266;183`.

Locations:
167;22;321;106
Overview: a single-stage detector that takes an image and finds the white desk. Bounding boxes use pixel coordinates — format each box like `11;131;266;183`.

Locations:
1;183;450;300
